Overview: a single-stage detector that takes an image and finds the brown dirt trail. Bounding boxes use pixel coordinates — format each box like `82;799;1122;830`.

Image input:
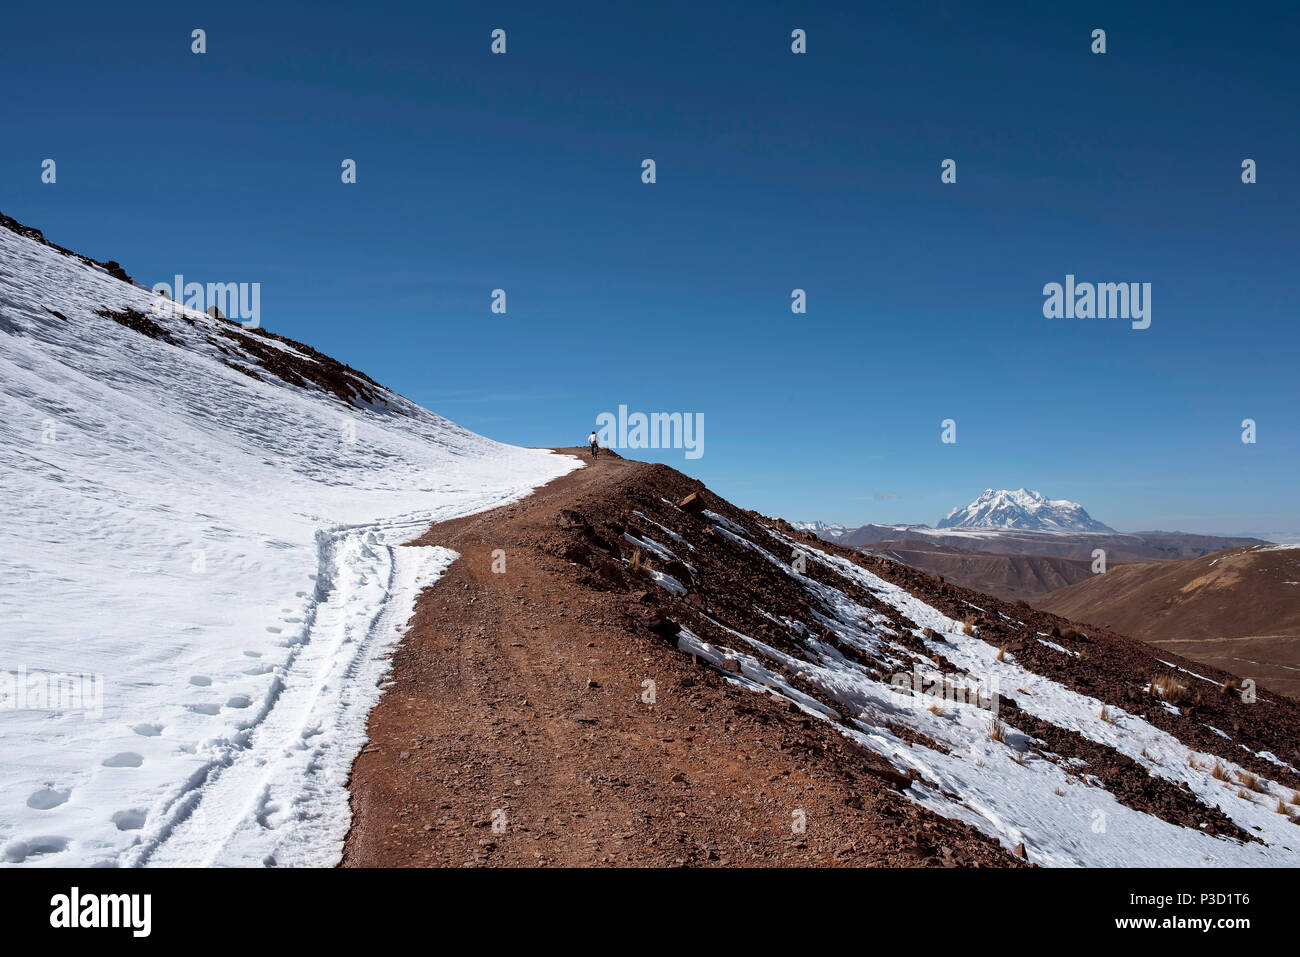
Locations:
341;449;1020;867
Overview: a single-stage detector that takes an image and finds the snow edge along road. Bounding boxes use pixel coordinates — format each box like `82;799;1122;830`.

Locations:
133;476;579;868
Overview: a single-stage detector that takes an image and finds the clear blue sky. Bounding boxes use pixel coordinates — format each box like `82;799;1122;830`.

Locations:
4;0;1296;538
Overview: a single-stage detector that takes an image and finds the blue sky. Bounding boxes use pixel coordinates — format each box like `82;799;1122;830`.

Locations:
4;0;1297;537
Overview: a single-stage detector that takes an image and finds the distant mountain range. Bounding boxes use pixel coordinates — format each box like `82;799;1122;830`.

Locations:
798;488;1115;540
938;488;1114;533
789;520;847;539
792;488;1268;602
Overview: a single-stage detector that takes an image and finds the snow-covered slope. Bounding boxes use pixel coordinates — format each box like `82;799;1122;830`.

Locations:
751;533;1299;865
939;488;1114;532
0;218;579;867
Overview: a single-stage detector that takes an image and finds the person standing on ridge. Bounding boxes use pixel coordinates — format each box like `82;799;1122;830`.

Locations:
588;430;599;458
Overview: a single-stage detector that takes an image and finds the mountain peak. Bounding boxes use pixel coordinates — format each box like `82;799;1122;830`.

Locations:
939;488;1114;532
790;520;847;539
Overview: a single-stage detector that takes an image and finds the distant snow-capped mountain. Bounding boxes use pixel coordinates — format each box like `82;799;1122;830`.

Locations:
938;489;1114;533
790;520;847;539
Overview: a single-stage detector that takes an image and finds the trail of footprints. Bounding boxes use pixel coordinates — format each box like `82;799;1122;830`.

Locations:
6;596;313;863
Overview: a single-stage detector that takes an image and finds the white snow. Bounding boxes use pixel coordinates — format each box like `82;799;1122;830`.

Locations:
0;224;579;866
632;510;694;550
645;568;687;596
1155;659;1220;687
703;509;753;539
622;531;692;573
1037;638;1079;657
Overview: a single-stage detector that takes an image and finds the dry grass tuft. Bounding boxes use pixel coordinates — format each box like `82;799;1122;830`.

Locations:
1151;673;1190;704
1236;770;1264;793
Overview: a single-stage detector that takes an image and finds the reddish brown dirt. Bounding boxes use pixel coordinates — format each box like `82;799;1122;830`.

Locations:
342;450;1021;868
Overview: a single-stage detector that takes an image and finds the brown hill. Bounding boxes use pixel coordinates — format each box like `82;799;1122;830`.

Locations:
1037;545;1300;698
863;539;1100;601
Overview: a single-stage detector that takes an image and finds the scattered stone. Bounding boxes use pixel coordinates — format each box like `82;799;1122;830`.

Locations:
679;492;706;514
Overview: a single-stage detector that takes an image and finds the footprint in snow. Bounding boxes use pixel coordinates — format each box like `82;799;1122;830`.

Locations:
132;722;163;737
3;836;68;863
188;675;211;686
101;752;143;768
26;787;71;810
111;810;145;831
